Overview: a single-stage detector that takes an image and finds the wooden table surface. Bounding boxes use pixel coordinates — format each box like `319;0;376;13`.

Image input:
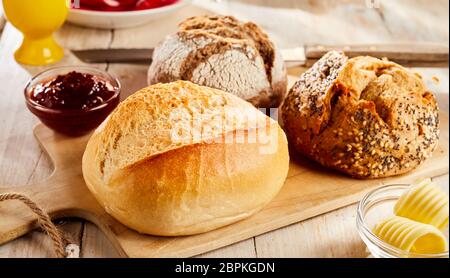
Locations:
0;0;448;258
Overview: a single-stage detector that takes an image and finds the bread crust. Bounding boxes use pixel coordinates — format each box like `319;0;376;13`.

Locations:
82;81;289;235
282;51;439;179
147;15;287;108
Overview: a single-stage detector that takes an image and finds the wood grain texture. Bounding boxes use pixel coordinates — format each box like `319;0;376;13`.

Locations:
80;222;121;258
255;205;366;258
196;239;257;258
0;20;111;258
0;0;448;257
0;115;447;257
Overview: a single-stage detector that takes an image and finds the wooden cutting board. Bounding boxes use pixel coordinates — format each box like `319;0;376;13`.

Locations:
0;111;448;257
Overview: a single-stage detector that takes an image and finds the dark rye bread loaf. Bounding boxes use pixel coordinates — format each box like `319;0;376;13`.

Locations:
281;51;440;179
148;15;287;108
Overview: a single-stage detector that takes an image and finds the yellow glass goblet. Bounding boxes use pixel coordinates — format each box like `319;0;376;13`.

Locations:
2;0;68;65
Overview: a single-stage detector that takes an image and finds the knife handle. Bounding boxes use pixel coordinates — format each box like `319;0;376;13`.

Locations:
305;43;449;67
72;48;154;64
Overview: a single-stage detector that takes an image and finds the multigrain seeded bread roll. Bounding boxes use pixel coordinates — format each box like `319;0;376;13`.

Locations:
147;15;287;108
82;81;289;236
281;51;439;179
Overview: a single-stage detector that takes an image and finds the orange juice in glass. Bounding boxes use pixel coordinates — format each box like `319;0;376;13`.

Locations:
2;0;68;65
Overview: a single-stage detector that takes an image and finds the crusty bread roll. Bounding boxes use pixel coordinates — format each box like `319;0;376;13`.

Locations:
281;51;439;179
147;15;287;108
83;81;289;236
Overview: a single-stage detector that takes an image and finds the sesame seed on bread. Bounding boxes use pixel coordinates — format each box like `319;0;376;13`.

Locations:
281;51;439;179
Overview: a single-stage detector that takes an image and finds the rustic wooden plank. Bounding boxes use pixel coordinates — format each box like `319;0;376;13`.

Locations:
197;0;393;46
0;130;83;257
81;222;121;258
254;204;366;258
379;0;449;42
0;0;448;258
196;239;257;258
0;221;82;258
0;25;40;186
433;175;449;195
0;22;111;257
0;24;57;258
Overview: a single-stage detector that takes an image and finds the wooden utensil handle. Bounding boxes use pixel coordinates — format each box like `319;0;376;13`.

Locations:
305;43;449;64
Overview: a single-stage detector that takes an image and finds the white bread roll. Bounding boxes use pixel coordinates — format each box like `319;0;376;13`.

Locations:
82;81;289;236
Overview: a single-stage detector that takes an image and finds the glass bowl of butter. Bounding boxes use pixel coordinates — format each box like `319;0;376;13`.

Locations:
357;180;449;258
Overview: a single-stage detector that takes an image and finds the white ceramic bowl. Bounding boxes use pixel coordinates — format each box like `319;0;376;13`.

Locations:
67;0;191;29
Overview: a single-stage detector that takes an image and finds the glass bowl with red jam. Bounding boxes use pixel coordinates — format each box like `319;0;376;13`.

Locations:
25;66;121;136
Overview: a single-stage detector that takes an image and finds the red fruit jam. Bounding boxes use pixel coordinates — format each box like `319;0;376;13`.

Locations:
25;68;120;137
134;0;179;10
30;71;116;110
72;0;179;12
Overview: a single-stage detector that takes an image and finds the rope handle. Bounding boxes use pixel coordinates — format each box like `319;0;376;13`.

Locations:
0;193;80;258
